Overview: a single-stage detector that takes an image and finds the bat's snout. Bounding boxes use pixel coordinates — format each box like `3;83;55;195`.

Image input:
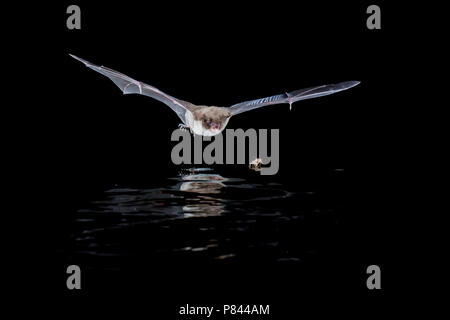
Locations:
211;123;220;131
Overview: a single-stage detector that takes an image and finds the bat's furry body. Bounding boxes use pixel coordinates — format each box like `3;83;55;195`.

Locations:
69;54;360;136
185;107;231;136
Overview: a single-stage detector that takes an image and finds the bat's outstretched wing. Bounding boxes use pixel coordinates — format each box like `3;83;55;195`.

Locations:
228;81;360;116
69;54;196;124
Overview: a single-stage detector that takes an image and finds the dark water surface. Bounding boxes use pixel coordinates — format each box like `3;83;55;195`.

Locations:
61;167;349;283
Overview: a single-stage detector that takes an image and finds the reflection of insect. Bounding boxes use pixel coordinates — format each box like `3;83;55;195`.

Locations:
69;54;360;137
249;158;263;171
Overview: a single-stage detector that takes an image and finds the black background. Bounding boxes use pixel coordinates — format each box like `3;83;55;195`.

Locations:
24;0;405;317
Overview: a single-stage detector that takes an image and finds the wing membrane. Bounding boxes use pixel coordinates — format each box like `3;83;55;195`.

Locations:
229;81;360;116
69;54;194;123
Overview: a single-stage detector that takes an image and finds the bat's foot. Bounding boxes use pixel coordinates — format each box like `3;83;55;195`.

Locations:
178;123;190;132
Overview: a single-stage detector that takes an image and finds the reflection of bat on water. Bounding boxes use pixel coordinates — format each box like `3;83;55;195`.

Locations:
70;54;360;137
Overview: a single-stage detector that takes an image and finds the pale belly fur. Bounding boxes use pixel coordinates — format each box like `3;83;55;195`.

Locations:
185;110;229;137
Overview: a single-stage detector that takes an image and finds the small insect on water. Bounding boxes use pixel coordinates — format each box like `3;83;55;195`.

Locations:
249;158;263;171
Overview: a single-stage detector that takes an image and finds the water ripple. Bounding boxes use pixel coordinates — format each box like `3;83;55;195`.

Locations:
68;168;341;267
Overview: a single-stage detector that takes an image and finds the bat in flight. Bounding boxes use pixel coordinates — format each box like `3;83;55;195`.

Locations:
70;54;360;137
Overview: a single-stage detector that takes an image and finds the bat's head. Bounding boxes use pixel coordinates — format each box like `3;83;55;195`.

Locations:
197;107;231;135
